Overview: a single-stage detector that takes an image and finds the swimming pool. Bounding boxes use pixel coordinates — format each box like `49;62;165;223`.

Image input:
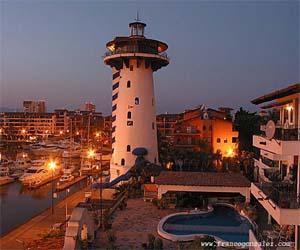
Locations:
158;204;252;243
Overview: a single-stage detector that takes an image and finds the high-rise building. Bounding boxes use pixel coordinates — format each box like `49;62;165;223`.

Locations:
84;102;96;112
103;19;169;181
23;100;46;113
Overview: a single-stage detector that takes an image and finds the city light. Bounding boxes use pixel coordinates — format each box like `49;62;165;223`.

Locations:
48;161;57;171
76;131;80;136
95;132;100;137
286;105;293;112
226;148;234;157
59;130;63;135
21;129;26;134
88;149;95;158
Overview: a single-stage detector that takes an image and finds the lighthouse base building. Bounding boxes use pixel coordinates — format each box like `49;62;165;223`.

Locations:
103;20;169;181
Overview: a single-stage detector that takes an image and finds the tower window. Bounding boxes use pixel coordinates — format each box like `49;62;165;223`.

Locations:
112;104;117;112
127;145;131;152
112;115;116;122
127;121;133;126
127;111;132;119
112;93;118;101
135;97;139;105
112;71;120;80
127;81;131;88
112;137;115;143
112;126;116;133
217;138;221;143
121;158;125;166
112;82;119;90
130;65;133;71
224;139;228;143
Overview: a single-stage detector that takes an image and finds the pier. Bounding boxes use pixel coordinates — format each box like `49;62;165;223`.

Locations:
55;176;87;192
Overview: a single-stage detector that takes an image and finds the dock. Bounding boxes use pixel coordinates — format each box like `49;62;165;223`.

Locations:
55;176;88;192
25;175;61;189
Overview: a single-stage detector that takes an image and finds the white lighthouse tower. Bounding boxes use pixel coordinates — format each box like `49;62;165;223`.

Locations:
103;19;169;181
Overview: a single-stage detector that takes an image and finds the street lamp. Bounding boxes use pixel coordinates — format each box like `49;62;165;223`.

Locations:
48;160;57;214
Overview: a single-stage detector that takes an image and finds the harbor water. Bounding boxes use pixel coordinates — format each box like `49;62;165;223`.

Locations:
0;178;87;236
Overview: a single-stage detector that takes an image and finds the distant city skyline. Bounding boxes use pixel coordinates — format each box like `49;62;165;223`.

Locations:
1;1;299;114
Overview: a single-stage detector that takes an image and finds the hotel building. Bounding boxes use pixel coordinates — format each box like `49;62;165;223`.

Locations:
23;100;46;113
250;83;300;249
103;20;169;181
157;106;238;157
0;109;104;142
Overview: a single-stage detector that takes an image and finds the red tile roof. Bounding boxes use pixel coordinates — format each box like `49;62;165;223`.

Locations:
155;171;251;187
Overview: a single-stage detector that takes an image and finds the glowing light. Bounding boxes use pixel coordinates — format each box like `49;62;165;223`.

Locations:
227;148;234;157
95;132;100;138
59;131;63;135
286;105;293;112
21;129;26;134
88;149;95;158
48;161;57;171
76;131;80;136
0;128;2;133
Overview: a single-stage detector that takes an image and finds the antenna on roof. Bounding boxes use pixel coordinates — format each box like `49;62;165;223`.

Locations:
135;10;140;21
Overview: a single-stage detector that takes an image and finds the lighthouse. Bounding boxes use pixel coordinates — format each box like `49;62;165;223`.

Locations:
103;19;169;181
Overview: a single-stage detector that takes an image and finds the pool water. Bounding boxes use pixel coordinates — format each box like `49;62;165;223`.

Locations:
163;205;251;243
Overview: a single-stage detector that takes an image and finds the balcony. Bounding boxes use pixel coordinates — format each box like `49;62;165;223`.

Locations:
253;134;300;155
251;182;300;225
174;128;201;136
103;49;169;60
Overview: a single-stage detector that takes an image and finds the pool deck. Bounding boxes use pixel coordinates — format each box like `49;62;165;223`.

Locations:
0;187;88;250
94;198;179;249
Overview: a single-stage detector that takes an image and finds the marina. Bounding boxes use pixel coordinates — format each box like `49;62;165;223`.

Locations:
0;177;88;236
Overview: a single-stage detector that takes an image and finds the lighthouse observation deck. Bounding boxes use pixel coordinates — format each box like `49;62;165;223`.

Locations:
103;21;169;72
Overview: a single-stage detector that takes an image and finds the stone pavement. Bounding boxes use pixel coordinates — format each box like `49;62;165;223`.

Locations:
0;188;88;250
94;198;177;250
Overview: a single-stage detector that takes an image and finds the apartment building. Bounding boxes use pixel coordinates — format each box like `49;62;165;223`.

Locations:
250;83;300;249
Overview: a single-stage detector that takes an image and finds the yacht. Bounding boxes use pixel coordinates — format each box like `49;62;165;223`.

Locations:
20;166;60;186
10;159;31;170
59;173;75;182
0;166;14;186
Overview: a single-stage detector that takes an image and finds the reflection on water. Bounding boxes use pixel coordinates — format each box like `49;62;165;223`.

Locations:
0;179;87;236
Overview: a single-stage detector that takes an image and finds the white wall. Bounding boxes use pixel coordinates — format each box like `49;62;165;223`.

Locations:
110;58;158;180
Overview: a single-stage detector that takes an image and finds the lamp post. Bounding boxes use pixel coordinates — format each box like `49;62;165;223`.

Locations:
48;161;57;215
95;131;107;229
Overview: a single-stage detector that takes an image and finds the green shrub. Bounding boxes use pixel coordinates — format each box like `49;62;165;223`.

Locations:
147;233;155;249
154;237;163;250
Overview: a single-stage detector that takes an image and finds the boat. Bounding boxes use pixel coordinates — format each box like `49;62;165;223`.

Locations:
0;166;14;186
59;173;75;182
0;176;14;186
80;163;99;175
62;147;82;158
10;159;31;170
20;166;61;187
10;169;25;179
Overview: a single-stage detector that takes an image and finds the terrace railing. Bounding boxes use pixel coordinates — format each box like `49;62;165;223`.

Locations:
255;182;300;209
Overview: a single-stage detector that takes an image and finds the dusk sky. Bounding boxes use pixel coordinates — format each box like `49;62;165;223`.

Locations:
1;1;299;114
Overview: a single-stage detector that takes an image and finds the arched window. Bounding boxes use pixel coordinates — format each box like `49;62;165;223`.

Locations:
127;145;131;152
127;81;131;88
135;97;139;105
121;158;125;166
127;111;132;119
